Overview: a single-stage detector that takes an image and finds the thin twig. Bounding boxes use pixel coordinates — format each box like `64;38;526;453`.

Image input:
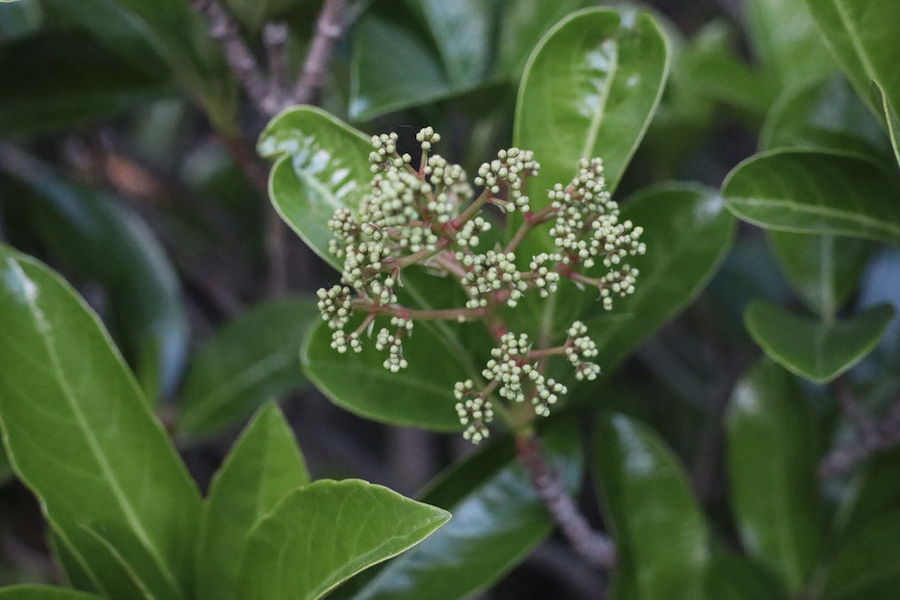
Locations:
516;432;617;570
293;0;347;104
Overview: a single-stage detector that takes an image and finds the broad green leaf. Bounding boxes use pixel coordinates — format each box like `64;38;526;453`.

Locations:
301;315;473;431
883;88;900;170
0;247;201;598
259;106;372;271
0;31;172;136
823;506;900;599
494;0;585;77
594;413;708;600
744;301;893;383
704;554;789;600
722;149;900;246
802;0;900;126
514;7;670;208
1;164;188;401
351;418;583;600
0;0;43;42
761;75;892;159
767;232;874;317
746;0;835;88
197;403;309;600
49;531;99;593
0;587;103;599
726;359;824;593
582;184;736;371
238;479;451;600
839;446;900;535
178;298;318;437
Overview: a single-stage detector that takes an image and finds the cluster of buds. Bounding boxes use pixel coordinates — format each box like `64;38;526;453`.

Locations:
313;127;645;444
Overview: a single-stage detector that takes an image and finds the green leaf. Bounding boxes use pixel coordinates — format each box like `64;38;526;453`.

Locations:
178;298;318;437
0;586;103;599
767;232;874;317
726;359;825;593
238;479;451;600
514;7;670;207
1;163;188;402
260;106;372;271
883;86;900;170
746;0;835;88
823;506;900;599
494;0;585;77
582;183;736;371
744;301;894;383
0;0;43;42
0;246;201;598
197;403;309;600
802;0;900;126
722;149;900;246
704;554;789;600
0;31;172;136
301;316;473;431
350;418;583;600
594;413;708;600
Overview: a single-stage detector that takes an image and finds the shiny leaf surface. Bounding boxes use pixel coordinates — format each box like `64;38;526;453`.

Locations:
238;479;451;600
745;301;894;383
197;403;310;600
726;359;824;592
594;413;709;600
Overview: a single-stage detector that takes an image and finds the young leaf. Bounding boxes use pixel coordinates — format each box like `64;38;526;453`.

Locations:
0;587;103;599
0;246;201;598
197;403;309;600
238;479;451;600
704;554;789;600
350;418;583;600
581;183;736;371
722;149;900;247
594;413;709;600
744;301;894;383
259;106;372;271
301;317;472;431
726;360;825;593
178;298;318;437
514;7;670;207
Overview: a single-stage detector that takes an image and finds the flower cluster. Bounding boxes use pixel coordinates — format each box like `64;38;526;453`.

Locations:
454;380;494;444
565;321;600;381
474;148;540;213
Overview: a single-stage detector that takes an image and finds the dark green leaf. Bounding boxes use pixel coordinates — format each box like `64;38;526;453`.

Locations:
260;106;372;271
0;0;43;42
726;359;825;593
351;418;583;600
594;413;708;600
883;87;900;170
301;316;473;431
494;0;585;77
178;298;318;437
0;587;103;599
823;506;900;599
704;554;789;600
0;246;201;598
744;301;894;383
722;149;900;246
514;7;670;209
767;232;874;317
238;479;451;600
198;403;309;600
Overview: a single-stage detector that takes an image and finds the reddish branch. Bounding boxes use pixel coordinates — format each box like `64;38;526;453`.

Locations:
516;433;617;570
293;0;347;104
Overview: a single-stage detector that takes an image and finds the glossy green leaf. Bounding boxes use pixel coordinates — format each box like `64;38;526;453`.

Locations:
514;7;670;208
260;106;372;271
0;246;201;598
802;0;900;125
746;0;835;88
726;359;824;593
744;301;894;383
0;31;172;136
582;184;736;371
722;149;900;246
494;0;585;77
761;75;892;159
238;479;451;600
197;403;309;600
1;162;188;401
594;413;709;600
823;506;900;599
0;0;43;42
704;554;789;600
0;587;103;599
767;232;874;317
883;88;900;170
301;316;473;431
178;298;318;437
351;418;583;600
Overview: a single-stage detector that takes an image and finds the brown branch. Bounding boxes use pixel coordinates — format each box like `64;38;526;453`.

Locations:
263;22;290;103
516;432;617;570
293;0;346;104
